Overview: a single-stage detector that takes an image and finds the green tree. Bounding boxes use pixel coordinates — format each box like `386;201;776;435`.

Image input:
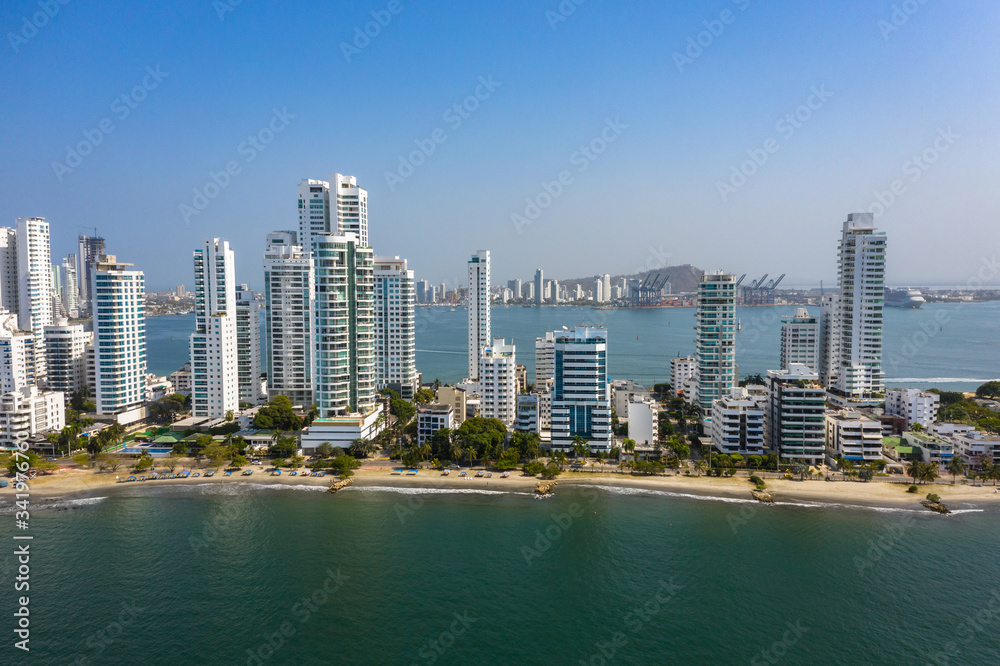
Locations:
253;395;303;431
316;442;334;459
349;438;376;459
390;398;416;424
947;456;966;482
976;381;1000;399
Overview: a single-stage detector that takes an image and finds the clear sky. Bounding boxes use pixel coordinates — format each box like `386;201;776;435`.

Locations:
2;0;998;291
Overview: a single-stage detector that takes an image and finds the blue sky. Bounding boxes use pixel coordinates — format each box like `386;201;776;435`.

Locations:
1;0;998;291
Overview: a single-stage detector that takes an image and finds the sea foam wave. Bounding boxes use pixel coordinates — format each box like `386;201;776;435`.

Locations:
342;486;532;497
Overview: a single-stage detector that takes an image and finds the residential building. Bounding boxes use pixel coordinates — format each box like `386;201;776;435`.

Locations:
695;271;737;420
829;214;886;407
436;386;468;426
59;256;80;317
550;327;611;452
612;379;650;418
0;228;18;315
0;311;37;393
417;404;453;445
603;274;611;303
190;238;239;419
929;423;1000;465
515;394;540;434
297;174;369;253
93;255;146;416
235;285;265;405
43;319;91;395
885;388;940;429
593;276;604;302
515;364;527;394
16;217;53;381
416;280;430;304
263;231;314;406
534;268;544;304
0;386;65;450
710;387;766;456
374;255;417;400
535;330;557;385
627;396;658;447
170;362;193;395
899;430;954;470
76;234;106;314
780;308;819;372
818;293;840;386
479;339;517;425
824;409;883;462
766;364;827;465
670;355;697;400
467;250;491;381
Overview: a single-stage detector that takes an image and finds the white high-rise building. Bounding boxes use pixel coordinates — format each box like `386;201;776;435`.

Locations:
0;311;37;393
235;284;265;406
374;255;418;400
550;326;611;452
59;256;80;318
885;388;940;430
190;239;239;419
710;387;766;456
695;271;737;420
534;268;544;304
297;174;368;253
603;274;611;302
766;364;827;465
479;338;517;425
780;308;819;372
829;214;886;407
818;292;840;387
550;279;561;304
535;330;558;386
593;276;604;302
263;231;314;407
43;319;91;395
312;233;376;418
670;355;696;399
93;256;146;416
16;217;53;383
467;250;491;381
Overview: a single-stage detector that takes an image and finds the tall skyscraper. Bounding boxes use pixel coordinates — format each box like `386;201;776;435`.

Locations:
535;330;557;386
550;326;611;452
416;279;430;304
766;365;826;465
312;233;376;418
76;234;106;314
297;174;368;252
534;268;544;304
190;239;239;418
818;292;840;387
93;255;146;415
235;284;265;406
467;251;491;381
695;271;737;419
829;213;886;407
0;228;18;315
593;276;604;302
780;308;819;372
479;338;517;425
507;279;522;301
374;255;418;400
603;274;612;303
263;231;314;407
0;311;37;393
60;256;80;318
16;217;53;335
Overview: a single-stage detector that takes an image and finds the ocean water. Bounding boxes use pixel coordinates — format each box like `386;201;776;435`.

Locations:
146;301;1000;391
4;485;999;664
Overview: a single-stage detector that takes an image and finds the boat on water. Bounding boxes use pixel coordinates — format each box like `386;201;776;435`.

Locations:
884;287;926;308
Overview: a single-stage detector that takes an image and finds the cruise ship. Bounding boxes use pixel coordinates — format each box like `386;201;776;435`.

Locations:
884;288;926;308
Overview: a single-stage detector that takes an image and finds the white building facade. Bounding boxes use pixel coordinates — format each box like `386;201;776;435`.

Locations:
235;284;265;405
550;327;611;452
43;319;91;396
263;231;314;407
374;255;418;400
190;238;239;418
885;388;940;429
695;271;737;420
710;387;766;456
467;250;491;381
780;308;819;372
93;256;146;415
479;338;517;425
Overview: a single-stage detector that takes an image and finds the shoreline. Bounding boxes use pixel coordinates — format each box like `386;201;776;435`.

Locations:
9;465;1000;512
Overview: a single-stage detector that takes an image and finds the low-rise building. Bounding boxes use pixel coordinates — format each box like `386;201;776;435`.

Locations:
670;356;696;401
0;386;65;450
825;409;883;463
436;386;468;427
417;404;453;445
884;388;940;429
170;362;193;395
900;431;954;470
627;396;658;447
515;394;540;434
710;387;766;456
766;365;826;465
928;423;1000;465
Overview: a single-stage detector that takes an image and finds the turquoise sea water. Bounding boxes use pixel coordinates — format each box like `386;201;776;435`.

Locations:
145;301;1000;392
3;485;999;664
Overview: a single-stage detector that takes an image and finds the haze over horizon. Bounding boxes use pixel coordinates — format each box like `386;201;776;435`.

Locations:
2;0;998;291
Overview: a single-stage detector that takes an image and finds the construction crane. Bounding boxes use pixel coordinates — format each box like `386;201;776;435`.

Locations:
742;272;786;305
630;273;669;307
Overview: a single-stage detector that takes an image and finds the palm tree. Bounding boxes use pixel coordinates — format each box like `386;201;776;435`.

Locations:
693;460;707;477
947;456;966;483
571;435;588;459
448;440;463;465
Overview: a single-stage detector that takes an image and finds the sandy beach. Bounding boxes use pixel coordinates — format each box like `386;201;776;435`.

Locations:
8;462;1000;511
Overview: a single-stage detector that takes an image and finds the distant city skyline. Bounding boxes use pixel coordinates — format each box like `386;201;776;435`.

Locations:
3;1;998;291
